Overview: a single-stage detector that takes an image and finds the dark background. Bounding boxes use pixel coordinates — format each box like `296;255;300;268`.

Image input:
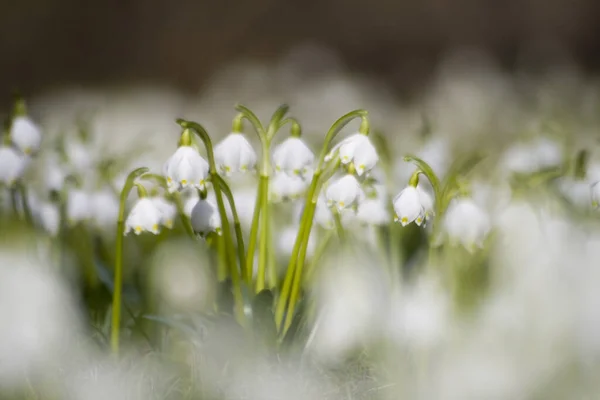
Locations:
2;0;600;105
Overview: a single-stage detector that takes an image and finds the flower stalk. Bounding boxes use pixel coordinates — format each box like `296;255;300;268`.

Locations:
111;166;148;355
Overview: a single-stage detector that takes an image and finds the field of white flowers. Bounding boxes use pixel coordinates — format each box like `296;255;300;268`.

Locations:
2;47;600;399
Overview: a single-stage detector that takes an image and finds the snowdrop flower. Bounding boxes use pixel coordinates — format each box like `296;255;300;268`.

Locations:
38;203;60;236
10;116;42;155
214;132;257;175
393;186;425;226
325;174;365;211
443;197;491;250
533;137;562;169
591;181;600;208
418;184;435;220
43;157;66;192
66;189;91;224
314;196;334;229
273;137;314;176
124;197;162;235
90;189;119;231
557;178;593;209
356;198;389;225
151;196;177;229
0;146;29;186
324;133;378;176
163;146;209;193
190;198;221;236
270;173;307;201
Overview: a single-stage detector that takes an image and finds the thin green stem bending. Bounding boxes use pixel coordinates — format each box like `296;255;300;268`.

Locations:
111;167;148;355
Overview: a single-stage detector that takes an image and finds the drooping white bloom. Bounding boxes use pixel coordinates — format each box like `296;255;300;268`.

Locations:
270;173;307;202
124;197;162;235
90;189;119;231
10;116;42;155
591;181;600;208
38;203;60;236
66;189;91;224
0;146;29;186
190;198;221;236
417;184;435;220
151;196;177;229
163;146;209;193
356;198;390;225
393;186;425;226
557;178;593;209
272;137;314;176
325;133;378;176
325;174;365;211
214;132;257;175
443;197;491;250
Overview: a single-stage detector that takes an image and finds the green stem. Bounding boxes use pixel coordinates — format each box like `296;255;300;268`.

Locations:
16;182;33;225
177;120;244;321
332;208;346;241
255;175;270;292
246;187;262;283
305;229;333;284
267;214;277;289
213;174;247;284
111;167;148;355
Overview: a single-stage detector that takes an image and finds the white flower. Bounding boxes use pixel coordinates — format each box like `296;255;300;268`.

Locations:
356;198;390;226
591;182;600;208
443;197;491;250
214;132;257;175
124;197;162;235
273;137;314;176
65;140;94;172
533;137;562;169
557;178;593;209
0;146;29;186
151;196;177;229
163;146;209;193
10;116;42;155
190;198;221;236
270;173;307;202
38;203;60;236
417;184;435;220
90;189;119;231
325;174;365;211
393;186;425;226
43;156;66;192
325;133;378;176
66;189;91;224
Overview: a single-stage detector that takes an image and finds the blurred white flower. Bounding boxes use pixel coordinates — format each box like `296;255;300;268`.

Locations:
214;132;257;175
270;173;307;202
533;137;562;169
325;174;364;211
556;178;592;209
43;155;67;192
325;133;378;176
393;186;425;226
124;197;162;235
38;202;60;236
272;137;314;176
356;198;389;225
314;196;334;229
190;198;221;236
65;139;95;172
163;146;209;193
66;189;91;224
501;137;563;175
151;196;177;229
90;189;119;231
10;116;42;155
444;197;491;250
0;146;29;186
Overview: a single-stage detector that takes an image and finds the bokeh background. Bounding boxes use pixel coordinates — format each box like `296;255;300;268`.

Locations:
3;0;600;105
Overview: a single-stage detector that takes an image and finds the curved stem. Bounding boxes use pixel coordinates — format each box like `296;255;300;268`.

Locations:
316;110;368;171
111;166;148;355
177;119;244;320
213;174;247;284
